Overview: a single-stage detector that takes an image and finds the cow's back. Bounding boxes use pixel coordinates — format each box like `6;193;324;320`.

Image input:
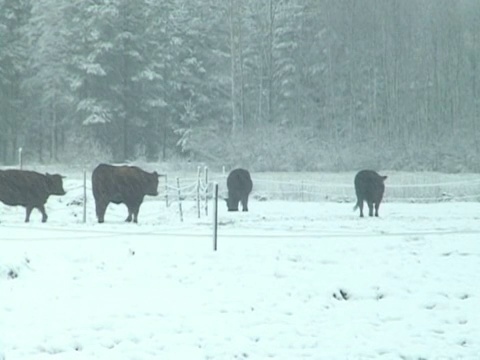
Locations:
92;164;129;201
227;168;253;195
354;170;385;201
92;164;154;203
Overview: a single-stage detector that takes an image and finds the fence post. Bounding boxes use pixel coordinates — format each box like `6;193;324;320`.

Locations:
83;169;87;223
196;166;201;219
204;166;209;216
213;183;218;251
164;174;169;207
176;177;183;222
18;147;23;169
301;180;304;202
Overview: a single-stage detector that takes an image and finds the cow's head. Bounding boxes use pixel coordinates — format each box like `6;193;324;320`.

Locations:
144;171;160;196
225;197;238;211
46;173;66;196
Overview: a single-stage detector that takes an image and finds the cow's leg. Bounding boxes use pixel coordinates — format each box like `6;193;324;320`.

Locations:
38;205;48;223
227;198;239;211
367;200;374;217
124;203;141;223
358;199;364;217
125;203;140;223
374;202;381;217
125;206;133;222
132;205;140;223
25;206;34;223
95;200;108;223
241;196;249;212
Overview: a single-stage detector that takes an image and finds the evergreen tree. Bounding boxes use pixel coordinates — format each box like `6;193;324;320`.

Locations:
0;0;30;164
23;0;74;162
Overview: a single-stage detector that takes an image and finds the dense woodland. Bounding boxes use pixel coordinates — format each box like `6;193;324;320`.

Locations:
0;0;479;172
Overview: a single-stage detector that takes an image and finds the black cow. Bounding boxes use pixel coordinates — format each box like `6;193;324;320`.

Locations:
226;168;253;211
92;164;160;223
0;169;66;222
353;170;387;217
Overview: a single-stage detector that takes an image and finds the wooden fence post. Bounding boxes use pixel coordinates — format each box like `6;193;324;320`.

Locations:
213;183;218;251
164;174;169;207
176;177;183;222
18;147;23;169
197;166;201;218
83;169;87;223
204;166;209;216
301;181;304;202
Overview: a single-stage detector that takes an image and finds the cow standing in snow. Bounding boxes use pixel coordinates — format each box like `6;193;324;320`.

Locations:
226;168;253;212
92;164;161;223
353;170;387;217
0;169;66;222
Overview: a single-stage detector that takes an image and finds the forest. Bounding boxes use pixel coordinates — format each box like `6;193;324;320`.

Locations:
0;0;479;172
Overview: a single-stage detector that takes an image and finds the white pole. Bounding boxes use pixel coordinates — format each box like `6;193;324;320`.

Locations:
18;147;23;169
213;183;219;251
197;166;201;218
83;169;87;223
164;174;169;207
204;166;209;216
176;177;183;222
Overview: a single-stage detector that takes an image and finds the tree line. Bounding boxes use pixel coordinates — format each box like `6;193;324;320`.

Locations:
1;0;479;172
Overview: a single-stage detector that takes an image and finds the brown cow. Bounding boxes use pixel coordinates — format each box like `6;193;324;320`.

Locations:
0;169;66;222
92;164;160;223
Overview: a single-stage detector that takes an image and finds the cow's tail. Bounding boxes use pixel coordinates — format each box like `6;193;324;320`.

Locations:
353;201;359;211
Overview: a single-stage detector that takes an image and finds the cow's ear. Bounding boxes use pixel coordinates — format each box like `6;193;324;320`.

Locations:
382;176;388;181
61;175;66;179
153;171;159;177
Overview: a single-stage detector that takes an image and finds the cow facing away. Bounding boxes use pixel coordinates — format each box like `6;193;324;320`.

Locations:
226;168;253;211
353;170;387;217
0;169;66;222
92;164;160;223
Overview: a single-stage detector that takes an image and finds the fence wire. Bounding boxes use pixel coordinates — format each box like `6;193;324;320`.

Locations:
152;173;480;204
11;169;480;212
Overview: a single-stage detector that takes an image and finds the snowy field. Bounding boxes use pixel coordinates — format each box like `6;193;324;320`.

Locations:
1;169;480;359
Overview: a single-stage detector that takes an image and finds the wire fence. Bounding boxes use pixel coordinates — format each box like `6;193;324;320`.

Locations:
2;223;480;242
196;173;480;204
163;169;480;204
7;149;480;204
2;166;480;243
3;165;480;225
43;169;480;209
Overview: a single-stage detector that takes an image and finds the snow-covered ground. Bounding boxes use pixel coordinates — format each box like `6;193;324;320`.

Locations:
1;172;480;359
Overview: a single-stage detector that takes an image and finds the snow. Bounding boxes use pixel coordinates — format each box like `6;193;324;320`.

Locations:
1;173;480;359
